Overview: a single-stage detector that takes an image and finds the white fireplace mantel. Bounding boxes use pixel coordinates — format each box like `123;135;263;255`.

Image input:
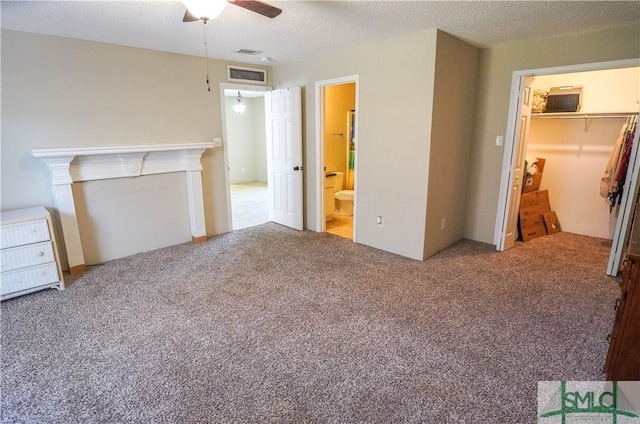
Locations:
32;142;214;274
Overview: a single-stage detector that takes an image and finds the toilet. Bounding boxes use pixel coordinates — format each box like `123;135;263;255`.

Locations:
333;171;354;216
335;190;354;216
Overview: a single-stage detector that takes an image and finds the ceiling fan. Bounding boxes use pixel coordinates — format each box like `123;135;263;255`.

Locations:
181;0;282;22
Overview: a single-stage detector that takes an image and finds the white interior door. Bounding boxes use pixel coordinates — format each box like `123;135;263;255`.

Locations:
265;87;303;230
607;116;640;276
498;76;534;250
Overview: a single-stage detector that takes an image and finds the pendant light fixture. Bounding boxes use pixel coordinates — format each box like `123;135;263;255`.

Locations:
233;91;246;113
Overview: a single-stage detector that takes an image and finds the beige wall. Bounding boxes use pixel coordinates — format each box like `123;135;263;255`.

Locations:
464;25;640;244
424;31;479;258
1;29;270;265
8;24;632;264
323;83;355;175
274;29;439;259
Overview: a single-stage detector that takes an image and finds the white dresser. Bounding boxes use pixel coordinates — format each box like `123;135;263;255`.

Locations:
1;207;65;300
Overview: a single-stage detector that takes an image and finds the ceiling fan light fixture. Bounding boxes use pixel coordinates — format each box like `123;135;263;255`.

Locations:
233;91;246;113
181;0;227;20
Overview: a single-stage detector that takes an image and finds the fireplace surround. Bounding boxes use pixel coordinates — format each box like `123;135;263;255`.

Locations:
32;143;214;274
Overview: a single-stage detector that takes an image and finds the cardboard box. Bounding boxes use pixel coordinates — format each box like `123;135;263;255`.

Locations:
520;192;538;208
537;189;549;206
522;174;542;193
520;210;545;227
537;190;551;213
521;223;547;242
518;189;553;242
519;190;550;210
519;205;539;216
522;158;546;193
543;211;561;235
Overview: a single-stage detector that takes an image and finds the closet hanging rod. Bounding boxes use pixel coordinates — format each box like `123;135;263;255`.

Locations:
531;113;637;120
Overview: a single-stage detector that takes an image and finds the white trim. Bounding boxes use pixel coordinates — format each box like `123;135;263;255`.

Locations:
31;142;212;158
32;143;213;270
32;143;212;185
219;82;272;95
219;82;272;231
494;73;524;248
510;58;640;79
314;75;359;241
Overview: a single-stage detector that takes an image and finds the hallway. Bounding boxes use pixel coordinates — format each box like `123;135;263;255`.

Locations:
230;182;268;230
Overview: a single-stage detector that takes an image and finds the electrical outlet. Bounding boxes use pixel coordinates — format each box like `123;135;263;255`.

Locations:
213;137;223;147
377;216;384;228
441;218;446;230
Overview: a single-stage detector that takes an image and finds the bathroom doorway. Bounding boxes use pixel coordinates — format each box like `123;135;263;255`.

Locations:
220;84;271;230
316;76;359;240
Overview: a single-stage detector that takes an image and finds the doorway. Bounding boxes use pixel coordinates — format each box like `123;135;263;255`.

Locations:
220;84;271;231
315;76;359;240
494;58;640;276
526;68;638;239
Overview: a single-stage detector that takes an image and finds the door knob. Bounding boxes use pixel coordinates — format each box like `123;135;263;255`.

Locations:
293;166;299;171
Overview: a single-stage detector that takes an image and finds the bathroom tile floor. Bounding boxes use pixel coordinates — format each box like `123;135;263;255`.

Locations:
230;182;269;230
326;214;353;239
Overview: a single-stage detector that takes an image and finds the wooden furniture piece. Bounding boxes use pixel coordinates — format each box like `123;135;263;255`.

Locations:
604;253;640;380
1;207;65;300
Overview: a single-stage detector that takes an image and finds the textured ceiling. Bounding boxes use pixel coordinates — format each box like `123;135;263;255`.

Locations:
1;1;639;67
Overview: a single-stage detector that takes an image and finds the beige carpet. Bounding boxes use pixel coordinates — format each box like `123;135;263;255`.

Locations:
1;225;620;423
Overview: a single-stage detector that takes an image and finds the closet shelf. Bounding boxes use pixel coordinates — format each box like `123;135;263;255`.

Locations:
531;112;637;119
527;143;613;154
532;112;638;130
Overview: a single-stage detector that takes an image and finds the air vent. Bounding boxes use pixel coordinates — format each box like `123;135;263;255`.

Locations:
227;65;267;85
234;49;262;55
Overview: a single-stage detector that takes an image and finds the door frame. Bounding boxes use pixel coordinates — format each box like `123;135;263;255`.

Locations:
493;58;640;273
219;82;272;231
314;75;360;239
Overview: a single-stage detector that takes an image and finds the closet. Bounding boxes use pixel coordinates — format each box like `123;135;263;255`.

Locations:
525;67;640;242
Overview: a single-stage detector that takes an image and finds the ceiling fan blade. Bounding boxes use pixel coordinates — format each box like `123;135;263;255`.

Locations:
183;9;201;22
228;0;282;18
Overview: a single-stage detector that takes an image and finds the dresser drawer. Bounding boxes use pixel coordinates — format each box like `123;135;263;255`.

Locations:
0;219;50;249
1;241;55;272
1;262;60;296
